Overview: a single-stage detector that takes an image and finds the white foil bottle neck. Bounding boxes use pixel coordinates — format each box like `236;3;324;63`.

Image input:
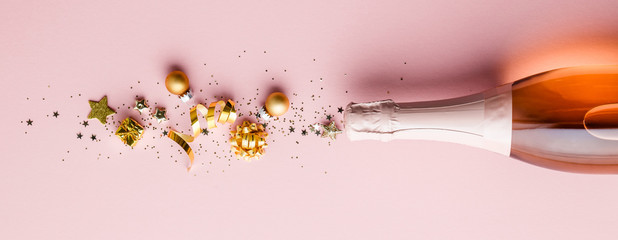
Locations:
344;84;512;156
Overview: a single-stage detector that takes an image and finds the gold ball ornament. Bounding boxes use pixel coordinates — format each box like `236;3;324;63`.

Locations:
265;92;289;117
165;71;190;96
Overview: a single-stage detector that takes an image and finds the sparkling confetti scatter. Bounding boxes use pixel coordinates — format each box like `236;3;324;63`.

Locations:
22;48;344;176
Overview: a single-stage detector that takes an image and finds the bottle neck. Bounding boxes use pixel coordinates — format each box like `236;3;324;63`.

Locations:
344;84;513;156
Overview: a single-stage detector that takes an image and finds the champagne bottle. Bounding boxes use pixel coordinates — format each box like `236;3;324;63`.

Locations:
344;65;618;174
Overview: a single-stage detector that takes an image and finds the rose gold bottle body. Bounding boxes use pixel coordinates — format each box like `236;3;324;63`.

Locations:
511;65;618;174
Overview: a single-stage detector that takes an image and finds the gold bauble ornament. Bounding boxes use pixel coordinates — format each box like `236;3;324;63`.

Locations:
264;92;289;117
165;71;190;96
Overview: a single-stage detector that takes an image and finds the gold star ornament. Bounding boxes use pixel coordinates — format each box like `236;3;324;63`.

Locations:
88;96;116;124
321;121;342;140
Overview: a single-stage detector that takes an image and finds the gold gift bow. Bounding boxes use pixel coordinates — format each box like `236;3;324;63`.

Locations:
167;100;237;171
115;117;144;147
230;121;268;161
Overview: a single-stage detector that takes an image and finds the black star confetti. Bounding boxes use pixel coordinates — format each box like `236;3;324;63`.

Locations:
162;130;168;136
82;120;89;127
289;126;295;133
315;130;321;136
26;119;33;126
326;114;333;121
338;107;344;114
77;133;83;139
201;128;209;136
301;129;308;136
53;111;59;118
90;134;97;141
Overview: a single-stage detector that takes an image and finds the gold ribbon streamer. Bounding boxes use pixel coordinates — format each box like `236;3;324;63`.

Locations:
167;100;237;171
230;121;268;161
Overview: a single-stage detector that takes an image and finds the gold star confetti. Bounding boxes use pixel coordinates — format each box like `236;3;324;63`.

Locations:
134;99;149;114
88;96;115;124
153;108;167;123
321;121;342;140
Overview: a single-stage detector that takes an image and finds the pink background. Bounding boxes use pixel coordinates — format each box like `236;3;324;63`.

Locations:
3;0;618;239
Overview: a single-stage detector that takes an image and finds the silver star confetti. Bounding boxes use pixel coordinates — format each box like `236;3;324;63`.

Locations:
134;99;149;114
309;123;322;132
153;108;167;123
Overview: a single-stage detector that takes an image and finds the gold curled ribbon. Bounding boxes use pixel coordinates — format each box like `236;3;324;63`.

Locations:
230;121;268;161
167;100;237;171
